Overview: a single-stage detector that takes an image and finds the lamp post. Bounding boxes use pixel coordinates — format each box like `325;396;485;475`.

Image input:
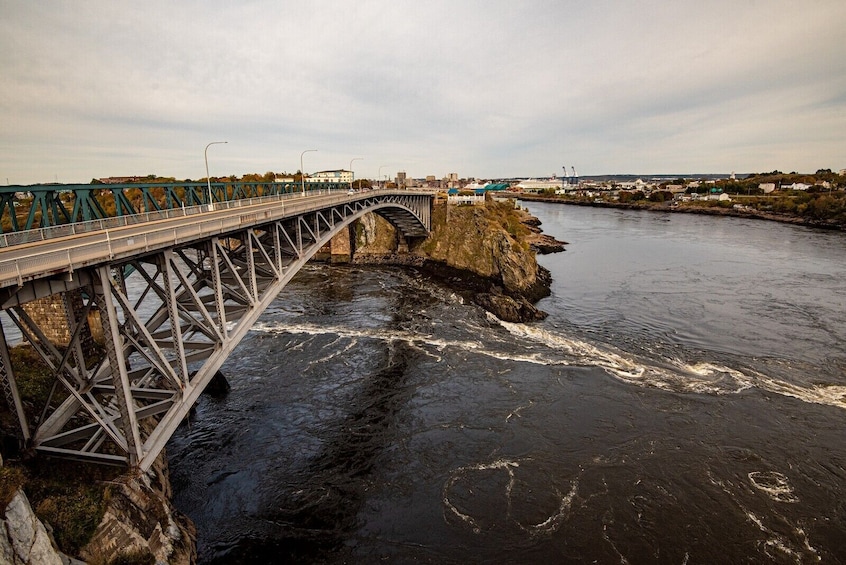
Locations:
378;165;386;190
300;149;317;195
349;158;362;191
204;141;227;211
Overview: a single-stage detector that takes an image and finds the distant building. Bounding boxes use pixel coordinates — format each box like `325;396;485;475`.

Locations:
785;183;810;191
310;170;353;184
463;179;486;190
274;176;295;183
515;178;566;192
448;194;484;205
396;171;407;188
98;176;144;184
758;183;776;194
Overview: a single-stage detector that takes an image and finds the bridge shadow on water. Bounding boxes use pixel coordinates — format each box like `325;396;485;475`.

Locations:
203;305;418;563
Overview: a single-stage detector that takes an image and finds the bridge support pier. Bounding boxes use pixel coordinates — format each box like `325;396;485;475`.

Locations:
329;224;354;263
204;371;230;397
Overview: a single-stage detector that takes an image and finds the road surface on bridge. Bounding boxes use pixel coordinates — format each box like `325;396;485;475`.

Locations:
0;189;427;289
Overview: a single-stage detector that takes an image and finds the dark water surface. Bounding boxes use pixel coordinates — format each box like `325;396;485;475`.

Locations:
169;203;846;563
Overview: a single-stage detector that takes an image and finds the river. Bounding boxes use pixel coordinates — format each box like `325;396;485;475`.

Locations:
168;202;846;564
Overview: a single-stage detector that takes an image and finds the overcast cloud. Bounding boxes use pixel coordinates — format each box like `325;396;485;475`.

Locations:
1;0;845;184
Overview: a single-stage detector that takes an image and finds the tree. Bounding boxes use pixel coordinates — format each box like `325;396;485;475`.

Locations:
648;191;673;203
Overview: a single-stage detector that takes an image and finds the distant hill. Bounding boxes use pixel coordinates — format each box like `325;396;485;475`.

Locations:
496;174;736;183
579;174;734;182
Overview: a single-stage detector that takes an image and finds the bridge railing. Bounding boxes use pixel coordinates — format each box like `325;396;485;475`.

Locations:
0;181;358;235
0;186;351;248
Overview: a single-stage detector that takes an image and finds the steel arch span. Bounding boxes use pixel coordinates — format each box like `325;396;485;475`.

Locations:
0;191;433;470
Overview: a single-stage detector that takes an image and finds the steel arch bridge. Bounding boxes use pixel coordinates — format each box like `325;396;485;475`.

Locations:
0;188;433;470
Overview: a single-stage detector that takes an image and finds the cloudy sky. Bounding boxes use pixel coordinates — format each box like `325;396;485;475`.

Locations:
2;0;845;185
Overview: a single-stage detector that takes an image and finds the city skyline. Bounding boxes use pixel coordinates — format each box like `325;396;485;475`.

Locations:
2;1;845;185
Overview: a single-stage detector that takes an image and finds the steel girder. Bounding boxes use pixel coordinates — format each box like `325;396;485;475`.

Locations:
0;194;430;470
0;182;350;232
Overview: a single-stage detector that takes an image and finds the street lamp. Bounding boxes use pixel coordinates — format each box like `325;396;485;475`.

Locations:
349;158;363;191
300;149;317;195
378;165;387;190
204;141;227;210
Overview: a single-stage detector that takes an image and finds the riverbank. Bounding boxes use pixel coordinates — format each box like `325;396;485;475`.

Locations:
514;193;846;231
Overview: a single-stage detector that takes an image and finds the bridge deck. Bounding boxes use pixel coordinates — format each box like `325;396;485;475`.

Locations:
0;189;433;290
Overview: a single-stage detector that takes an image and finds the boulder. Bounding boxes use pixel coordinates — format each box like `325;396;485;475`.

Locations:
2;490;64;565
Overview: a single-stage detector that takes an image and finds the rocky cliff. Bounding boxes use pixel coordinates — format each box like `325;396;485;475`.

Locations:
351;196;564;322
78;452;196;565
1;488;68;565
0;450;195;565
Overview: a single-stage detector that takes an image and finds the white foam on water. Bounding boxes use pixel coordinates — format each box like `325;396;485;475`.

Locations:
505;401;534;422
442;458;520;534
519;480;579;536
494;319;846;412
741;502;819;563
442;457;579;539
748;471;799;503
253;316;846;412
306;338;358;368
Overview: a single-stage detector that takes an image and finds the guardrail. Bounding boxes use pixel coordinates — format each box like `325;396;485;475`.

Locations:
0;187;343;248
0;188;435;289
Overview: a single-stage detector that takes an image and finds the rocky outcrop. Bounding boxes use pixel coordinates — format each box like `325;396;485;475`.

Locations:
1;490;68;565
352;197;564;322
516;209;568;254
0;452;195;565
79;453;196;565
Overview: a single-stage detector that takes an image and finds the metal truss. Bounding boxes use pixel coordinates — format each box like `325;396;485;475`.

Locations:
0;193;431;470
0;180;349;232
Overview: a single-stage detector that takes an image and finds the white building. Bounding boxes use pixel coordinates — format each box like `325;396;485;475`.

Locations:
785;183;810;191
515;178;568;192
310;170;353;184
758;183;776;194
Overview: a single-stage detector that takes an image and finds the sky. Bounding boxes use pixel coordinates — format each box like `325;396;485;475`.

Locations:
1;0;845;185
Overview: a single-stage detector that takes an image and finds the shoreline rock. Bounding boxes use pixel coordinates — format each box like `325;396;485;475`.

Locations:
79;451;196;565
350;198;563;323
1;490;67;565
